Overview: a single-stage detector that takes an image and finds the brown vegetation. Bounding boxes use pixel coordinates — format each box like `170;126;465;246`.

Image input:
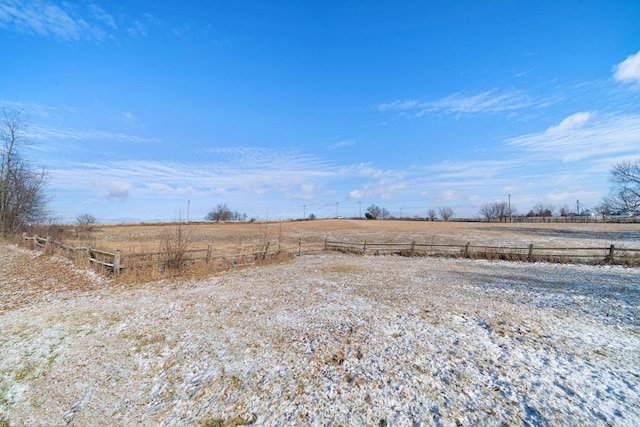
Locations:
16;219;640;281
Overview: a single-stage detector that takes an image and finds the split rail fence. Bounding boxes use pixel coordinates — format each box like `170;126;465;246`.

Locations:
22;233;275;277
324;239;640;266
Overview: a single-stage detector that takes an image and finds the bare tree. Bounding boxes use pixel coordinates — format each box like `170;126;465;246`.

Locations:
438;206;454;221
381;207;390;220
76;213;97;235
479;202;497;222
365;204;381;219
480;201;516;222
593;202;612;221
427;208;437;221
603;159;640;215
530;202;554;222
76;213;97;226
205;203;232;222
1;109;48;235
480;203;498;222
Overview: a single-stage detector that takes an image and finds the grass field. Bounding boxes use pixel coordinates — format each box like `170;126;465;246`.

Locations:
41;218;640;255
2;221;639;425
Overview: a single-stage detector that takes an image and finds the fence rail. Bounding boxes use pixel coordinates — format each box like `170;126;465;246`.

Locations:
324;239;640;266
21;233;275;276
20;233;640;276
23;233;122;275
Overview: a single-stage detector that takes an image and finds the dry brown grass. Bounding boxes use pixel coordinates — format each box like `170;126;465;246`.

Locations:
18;219;640;281
48;219;639;254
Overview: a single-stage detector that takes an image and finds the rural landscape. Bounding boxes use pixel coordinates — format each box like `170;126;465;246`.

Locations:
2;1;640;426
2;219;640;425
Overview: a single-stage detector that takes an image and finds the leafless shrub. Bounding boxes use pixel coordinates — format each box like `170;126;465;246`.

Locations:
76;213;97;238
160;215;193;272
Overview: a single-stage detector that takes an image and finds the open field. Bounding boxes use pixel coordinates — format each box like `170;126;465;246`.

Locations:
2;221;640;425
38;219;640;255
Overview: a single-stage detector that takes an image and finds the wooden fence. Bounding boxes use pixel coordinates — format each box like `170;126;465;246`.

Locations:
22;234;274;276
23;233;122;275
324;239;640;266
21;233;640;275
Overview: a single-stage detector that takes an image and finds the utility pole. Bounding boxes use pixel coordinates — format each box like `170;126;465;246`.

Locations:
508;194;511;221
400;207;403;218
187;200;190;223
358;201;362;218
303;204;306;220
336;202;339;218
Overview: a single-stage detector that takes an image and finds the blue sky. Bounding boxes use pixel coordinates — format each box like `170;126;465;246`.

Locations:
1;0;639;222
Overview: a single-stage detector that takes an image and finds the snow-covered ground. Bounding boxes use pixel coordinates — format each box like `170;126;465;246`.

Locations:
1;246;639;426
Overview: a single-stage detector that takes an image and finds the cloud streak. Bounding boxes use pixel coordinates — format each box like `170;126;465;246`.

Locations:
31;125;162;144
375;89;532;117
506;112;640;162
0;0;112;41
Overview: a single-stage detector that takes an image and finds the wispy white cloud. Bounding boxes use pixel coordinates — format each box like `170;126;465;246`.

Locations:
48;147;342;203
327;139;356;149
127;20;147;38
148;183;195;197
102;181;132;201
424;159;521;180
435;190;458;203
374;89;532;117
31;124;162;144
89;4;116;29
345;164;410;200
286;183;317;200
0;0;111;41
613;50;640;85
506;112;640;162
0;1;178;43
426;90;531;115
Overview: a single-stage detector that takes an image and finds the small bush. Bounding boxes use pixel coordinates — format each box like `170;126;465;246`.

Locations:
160;219;193;272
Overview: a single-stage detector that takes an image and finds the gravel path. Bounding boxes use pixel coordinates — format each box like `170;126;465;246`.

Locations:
1;245;639;426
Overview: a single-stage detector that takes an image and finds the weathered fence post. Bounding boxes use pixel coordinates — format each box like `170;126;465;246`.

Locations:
206;244;212;264
362;241;367;255
113;250;121;276
86;244;92;265
324;237;327;251
464;242;470;258
298;238;302;257
608;244;615;264
528;244;534;261
410;241;415;257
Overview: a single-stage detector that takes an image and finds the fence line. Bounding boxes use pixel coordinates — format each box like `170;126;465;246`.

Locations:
20;233;640;276
324;239;640;266
23;233;123;275
22;234;275;276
